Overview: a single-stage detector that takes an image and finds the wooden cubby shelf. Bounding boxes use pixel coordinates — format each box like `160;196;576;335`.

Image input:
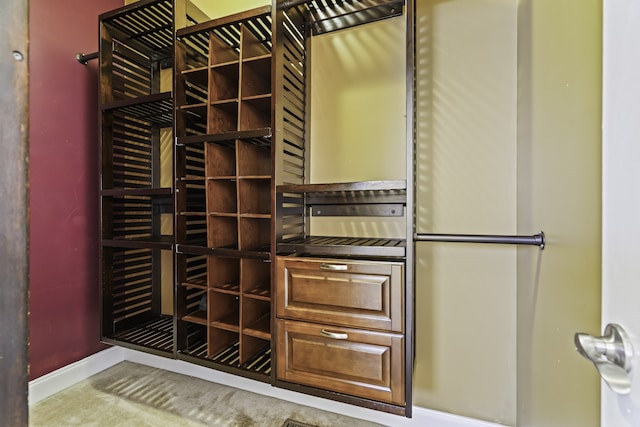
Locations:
173;5;274;377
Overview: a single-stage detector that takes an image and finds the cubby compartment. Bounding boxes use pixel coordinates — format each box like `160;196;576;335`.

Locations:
210;64;240;102
241;336;271;372
242;298;270;340
206;179;237;214
209;291;240;331
205;143;236;177
241;258;271;300
210;35;240;66
239;97;271;131
237;140;270;177
208;328;239;359
182;67;208;95
239;217;270;251
208;101;239;134
207;215;238;249
173;5;274;380
241;58;271;98
241;25;270;60
207;256;240;293
238;179;270;216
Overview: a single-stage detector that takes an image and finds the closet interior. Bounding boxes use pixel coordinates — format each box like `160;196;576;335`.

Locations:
99;0;414;416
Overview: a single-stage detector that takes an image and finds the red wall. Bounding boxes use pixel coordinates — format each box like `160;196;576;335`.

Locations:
29;0;122;380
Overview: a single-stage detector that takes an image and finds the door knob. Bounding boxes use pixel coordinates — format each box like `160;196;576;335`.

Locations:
574;323;634;395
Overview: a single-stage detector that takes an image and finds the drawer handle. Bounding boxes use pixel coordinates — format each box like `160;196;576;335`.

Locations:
320;263;348;271
321;329;349;340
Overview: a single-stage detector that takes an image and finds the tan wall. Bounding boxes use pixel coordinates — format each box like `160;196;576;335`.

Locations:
414;1;518;423
516;0;602;426
190;0;268;18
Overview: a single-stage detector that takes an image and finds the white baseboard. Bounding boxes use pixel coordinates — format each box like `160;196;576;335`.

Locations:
29;346;506;427
28;346;124;405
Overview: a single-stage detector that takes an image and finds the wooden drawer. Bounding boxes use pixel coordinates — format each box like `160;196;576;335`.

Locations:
276;256;403;332
276;319;405;406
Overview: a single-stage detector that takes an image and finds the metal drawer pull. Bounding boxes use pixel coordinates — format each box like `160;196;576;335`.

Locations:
320;263;348;271
321;329;349;340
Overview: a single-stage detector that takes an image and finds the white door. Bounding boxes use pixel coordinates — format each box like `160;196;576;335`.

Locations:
602;0;640;424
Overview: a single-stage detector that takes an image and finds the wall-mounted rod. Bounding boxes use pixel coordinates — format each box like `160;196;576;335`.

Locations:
281;0;311;9
76;52;98;65
415;231;545;249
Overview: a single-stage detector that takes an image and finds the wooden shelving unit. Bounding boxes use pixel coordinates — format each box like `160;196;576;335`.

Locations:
272;0;414;416
174;6;274;378
98;0;413;416
99;0;176;356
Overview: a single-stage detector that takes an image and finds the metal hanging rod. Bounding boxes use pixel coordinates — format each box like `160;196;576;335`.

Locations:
415;231;545;249
76;52;98;65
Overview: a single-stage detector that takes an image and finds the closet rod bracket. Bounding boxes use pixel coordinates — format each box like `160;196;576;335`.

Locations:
76;52;98;65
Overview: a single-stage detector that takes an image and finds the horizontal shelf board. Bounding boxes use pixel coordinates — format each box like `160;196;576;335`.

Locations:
242;53;272;62
182;311;208;325
305;0;404;36
208;212;237;217
242;328;270;340
277;179;406;194
176;5;272;38
211;319;240;332
238;175;272;180
211;98;239;106
103;92;173;123
180;280;207;290
101;187;172;197
277;235;406;258
102;235;174;250
176;244;271;260
211;60;240;69
177;340;272;377
177;128;272;145
178;212;207;216
179;102;207;110
239;213;271;219
206;176;236;181
243;314;270;338
100;0;174;54
211;283;240;294
243;285;271;301
105;315;174;354
241;93;272;101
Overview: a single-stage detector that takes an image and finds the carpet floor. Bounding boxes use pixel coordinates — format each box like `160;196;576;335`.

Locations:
29;361;384;427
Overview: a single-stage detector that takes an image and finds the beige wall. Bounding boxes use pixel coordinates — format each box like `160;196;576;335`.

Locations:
190;0;268;18
414;0;518;423
516;0;602;426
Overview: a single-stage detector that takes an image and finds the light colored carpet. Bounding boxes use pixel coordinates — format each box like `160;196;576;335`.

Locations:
29;361;385;427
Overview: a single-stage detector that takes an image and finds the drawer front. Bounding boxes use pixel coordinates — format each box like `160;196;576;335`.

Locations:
276;319;405;406
276;257;403;332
